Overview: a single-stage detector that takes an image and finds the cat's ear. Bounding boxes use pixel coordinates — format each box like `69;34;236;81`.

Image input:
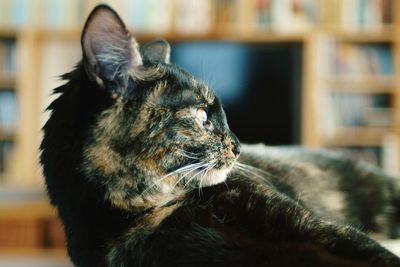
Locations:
141;40;171;64
81;5;142;93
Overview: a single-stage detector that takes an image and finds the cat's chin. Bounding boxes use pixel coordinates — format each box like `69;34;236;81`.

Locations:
198;167;231;187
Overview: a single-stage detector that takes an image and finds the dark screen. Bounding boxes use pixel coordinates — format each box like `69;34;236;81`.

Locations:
171;42;302;145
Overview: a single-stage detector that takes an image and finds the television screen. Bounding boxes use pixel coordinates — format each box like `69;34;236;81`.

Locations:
171;41;302;145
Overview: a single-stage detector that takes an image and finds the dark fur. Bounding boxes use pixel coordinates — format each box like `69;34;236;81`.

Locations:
41;5;400;267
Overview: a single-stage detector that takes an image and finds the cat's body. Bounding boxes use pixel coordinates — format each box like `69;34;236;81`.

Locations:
41;5;400;267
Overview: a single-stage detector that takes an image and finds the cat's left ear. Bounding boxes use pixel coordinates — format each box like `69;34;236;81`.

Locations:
81;5;142;93
141;39;171;64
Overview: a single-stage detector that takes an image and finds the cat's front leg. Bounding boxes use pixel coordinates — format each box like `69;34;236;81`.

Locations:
210;178;400;266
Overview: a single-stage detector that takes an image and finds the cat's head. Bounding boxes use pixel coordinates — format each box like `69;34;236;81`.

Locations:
58;5;240;209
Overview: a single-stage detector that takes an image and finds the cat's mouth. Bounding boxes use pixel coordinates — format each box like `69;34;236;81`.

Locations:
198;167;231;186
166;151;237;191
185;161;235;188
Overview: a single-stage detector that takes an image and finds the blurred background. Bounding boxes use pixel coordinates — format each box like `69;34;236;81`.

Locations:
0;0;399;266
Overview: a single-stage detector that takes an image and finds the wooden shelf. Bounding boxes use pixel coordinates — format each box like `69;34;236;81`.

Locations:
0;201;55;220
323;76;395;93
0;76;16;89
321;127;391;146
31;27;309;43
0;126;15;141
0;28;17;39
0;133;15;142
0;247;68;258
319;24;396;42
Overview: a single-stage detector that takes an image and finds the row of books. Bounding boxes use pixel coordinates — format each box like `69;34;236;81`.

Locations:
0;90;17;132
113;0;212;34
0;141;13;176
109;0;393;33
319;0;392;30
0;0;84;29
215;0;316;32
222;0;392;32
327;92;392;127
0;0;393;33
317;40;394;77
0;39;17;77
332;43;393;76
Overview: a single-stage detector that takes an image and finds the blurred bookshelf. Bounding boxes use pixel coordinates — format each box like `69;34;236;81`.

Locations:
0;35;17;185
0;0;399;257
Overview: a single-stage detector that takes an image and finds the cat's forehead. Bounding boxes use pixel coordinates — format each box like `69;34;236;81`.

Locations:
156;64;215;106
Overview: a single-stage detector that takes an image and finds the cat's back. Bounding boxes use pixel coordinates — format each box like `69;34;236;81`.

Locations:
237;143;398;236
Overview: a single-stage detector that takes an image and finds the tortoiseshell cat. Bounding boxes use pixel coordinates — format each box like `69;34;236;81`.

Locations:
40;5;400;267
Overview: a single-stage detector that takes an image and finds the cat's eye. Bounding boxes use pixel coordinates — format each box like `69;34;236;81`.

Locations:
197;108;208;123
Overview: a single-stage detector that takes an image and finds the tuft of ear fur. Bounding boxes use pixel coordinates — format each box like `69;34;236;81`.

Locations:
81;4;142;95
141;39;171;64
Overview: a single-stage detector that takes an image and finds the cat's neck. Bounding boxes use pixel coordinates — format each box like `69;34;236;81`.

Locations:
101;171;187;212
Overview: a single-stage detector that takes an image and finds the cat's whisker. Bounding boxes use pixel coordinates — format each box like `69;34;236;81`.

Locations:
182;165;209;190
177;151;200;160
141;162;208;196
233;163;276;187
178;151;210;164
181;150;200;157
197;165;210;196
183;161;216;192
169;163;210;193
234;162;276;178
182;171;203;191
198;163;216;197
171;162;206;173
235;166;264;179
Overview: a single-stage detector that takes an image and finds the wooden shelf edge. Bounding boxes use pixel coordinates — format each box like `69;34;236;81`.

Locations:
0;247;68;259
319;24;397;42
0;200;56;220
0;28;17;39
0;77;16;89
0;127;17;141
322;76;395;93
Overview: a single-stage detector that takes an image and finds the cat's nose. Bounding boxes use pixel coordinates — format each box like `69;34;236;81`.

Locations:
227;131;240;158
232;143;241;159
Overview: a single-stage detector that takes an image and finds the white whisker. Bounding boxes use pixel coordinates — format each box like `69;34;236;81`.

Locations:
234;162;276;187
198;163;216;197
141;162;207;196
170;163;209;192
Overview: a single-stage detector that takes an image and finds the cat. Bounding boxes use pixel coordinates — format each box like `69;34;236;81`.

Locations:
40;4;400;267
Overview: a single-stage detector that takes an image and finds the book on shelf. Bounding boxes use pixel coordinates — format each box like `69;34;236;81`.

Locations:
0;90;17;133
214;0;316;33
97;0;208;34
0;0;394;33
109;0;174;34
332;43;393;77
327;92;392;128
0;0;84;29
319;0;392;30
175;0;212;34
256;0;316;32
42;0;84;29
0;39;17;78
0;140;14;179
214;0;390;33
215;0;237;31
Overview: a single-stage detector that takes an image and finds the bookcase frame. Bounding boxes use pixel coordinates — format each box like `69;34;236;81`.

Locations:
0;0;399;258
